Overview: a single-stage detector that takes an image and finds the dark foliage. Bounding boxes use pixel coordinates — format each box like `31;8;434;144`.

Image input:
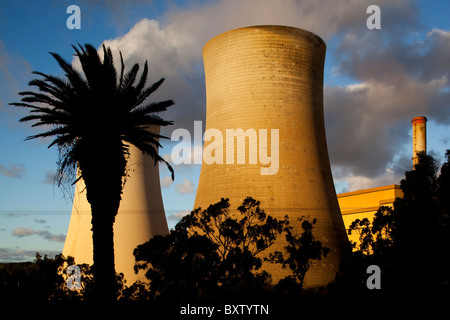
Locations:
270;218;330;290
0;253;122;302
337;151;450;295
0;253;65;302
131;197;329;301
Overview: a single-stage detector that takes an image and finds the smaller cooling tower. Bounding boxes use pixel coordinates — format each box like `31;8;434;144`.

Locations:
412;116;427;168
63;127;169;283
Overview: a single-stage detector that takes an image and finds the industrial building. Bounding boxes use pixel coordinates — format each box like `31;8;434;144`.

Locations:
337;116;427;245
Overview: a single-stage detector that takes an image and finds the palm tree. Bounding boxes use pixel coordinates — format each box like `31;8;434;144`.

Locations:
10;43;174;301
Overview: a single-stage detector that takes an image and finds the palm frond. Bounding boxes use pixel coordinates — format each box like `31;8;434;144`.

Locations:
73;44;103;93
125;137;174;180
11;42;175;189
29;73;74;103
130;114;174;129
18;105;66;121
48;131;76;148
118;51;125;91
131;99;174;115
49;52;88;94
19;91;64;109
19;112;69;126
121;64;139;93
129;77;166;111
135;61;148;94
24;126;71;144
101;45;118;91
9;102;43;109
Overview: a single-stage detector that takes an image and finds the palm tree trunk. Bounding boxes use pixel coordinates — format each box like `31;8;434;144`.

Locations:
91;206;116;302
80;143;127;302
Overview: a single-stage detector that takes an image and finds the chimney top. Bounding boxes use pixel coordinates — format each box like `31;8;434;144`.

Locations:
412;116;427;124
412;116;427;168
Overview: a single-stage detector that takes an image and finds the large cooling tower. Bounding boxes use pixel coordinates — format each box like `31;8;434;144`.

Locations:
63;129;169;283
194;25;348;288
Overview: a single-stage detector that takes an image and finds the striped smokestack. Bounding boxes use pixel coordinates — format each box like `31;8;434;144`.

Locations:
412;116;427;168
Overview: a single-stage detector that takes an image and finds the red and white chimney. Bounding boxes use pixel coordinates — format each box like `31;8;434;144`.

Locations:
412;116;427;168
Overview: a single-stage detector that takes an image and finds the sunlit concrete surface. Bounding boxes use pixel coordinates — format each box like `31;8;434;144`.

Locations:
194;25;348;289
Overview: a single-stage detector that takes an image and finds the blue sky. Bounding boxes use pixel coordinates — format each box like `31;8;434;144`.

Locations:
1;0;449;262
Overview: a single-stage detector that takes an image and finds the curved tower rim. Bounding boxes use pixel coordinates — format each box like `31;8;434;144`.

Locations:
202;25;326;53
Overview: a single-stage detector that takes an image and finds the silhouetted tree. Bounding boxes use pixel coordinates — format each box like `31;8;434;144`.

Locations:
0;253;65;302
10;44;174;302
133;229;220;301
187;197;288;288
0;253;128;302
0;253;84;301
133;197;289;300
54;259;93;301
269;218;330;290
346;151;450;293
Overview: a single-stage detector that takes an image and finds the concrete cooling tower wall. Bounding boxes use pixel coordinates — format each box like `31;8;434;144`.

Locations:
194;25;348;288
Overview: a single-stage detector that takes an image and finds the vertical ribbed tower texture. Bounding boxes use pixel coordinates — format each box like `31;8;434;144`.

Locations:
63;128;169;283
412;116;427;168
194;25;348;288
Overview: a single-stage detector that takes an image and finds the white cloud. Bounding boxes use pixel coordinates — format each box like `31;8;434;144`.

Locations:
34;218;47;224
12;227;66;242
80;0;448;192
0;247;60;262
175;178;195;194
337;171;403;192
96;0;418;136
43;170;57;185
167;209;191;221
0;38;32;112
160;175;173;188
0;163;26;178
345;83;369;92
325;24;450;181
427;28;450;38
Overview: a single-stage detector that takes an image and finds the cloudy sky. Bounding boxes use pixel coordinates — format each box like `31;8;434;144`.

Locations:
1;0;449;262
